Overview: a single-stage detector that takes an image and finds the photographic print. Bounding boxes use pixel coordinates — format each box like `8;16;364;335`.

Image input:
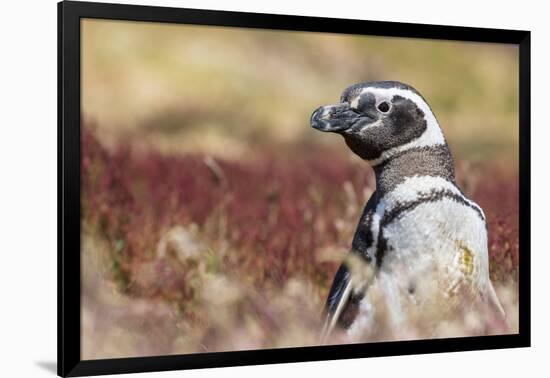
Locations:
79;17;520;361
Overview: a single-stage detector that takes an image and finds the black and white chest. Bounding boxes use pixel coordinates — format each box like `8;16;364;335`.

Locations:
357;175;487;273
344;174;490;337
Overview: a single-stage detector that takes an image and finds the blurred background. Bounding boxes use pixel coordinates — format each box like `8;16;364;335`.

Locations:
81;19;519;360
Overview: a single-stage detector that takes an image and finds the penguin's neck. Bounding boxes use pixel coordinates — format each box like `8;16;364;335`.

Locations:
372;144;456;198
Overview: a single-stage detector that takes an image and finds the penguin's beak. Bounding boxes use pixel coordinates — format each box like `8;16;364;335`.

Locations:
310;103;361;133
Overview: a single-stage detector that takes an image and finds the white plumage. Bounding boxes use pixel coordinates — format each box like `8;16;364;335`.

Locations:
347;176;500;340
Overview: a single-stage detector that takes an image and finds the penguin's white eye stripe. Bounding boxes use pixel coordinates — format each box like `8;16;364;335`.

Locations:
350;97;360;109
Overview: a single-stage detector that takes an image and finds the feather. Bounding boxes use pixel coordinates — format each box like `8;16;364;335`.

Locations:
321;273;353;343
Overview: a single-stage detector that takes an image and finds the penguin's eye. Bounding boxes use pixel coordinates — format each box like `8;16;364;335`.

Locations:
377;101;391;113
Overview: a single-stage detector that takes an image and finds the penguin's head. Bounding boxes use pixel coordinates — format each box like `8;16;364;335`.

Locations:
310;81;446;165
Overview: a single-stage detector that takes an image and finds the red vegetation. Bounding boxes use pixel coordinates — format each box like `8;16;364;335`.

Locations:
82;125;519;312
471;170;519;282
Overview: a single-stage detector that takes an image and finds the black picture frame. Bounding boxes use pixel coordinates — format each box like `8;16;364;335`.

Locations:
58;1;531;376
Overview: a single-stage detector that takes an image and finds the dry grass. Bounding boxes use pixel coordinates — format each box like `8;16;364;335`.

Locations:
81;19;518;164
80;19;520;360
81;125;518;359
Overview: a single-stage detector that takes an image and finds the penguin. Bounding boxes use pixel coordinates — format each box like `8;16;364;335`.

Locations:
310;81;505;341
